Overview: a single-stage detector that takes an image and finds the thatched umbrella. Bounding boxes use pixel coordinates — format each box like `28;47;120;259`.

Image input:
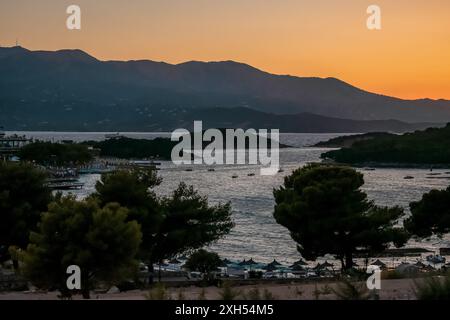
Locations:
415;261;427;269
294;259;308;266
247;258;258;265
371;259;387;269
238;259;248;266
263;264;277;272
313;263;324;270
291;264;306;271
269;259;282;266
321;261;334;268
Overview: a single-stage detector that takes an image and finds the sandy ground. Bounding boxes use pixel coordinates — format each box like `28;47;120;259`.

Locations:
0;278;420;300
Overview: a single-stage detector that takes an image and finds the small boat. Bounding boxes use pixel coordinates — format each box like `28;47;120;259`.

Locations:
278;168;284;173
247;173;255;177
105;132;122;140
404;176;414;180
364;168;376;171
185;168;193;172
232;175;238;179
208;168;215;172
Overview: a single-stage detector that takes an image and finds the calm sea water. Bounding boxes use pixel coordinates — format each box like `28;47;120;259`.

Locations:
10;132;450;264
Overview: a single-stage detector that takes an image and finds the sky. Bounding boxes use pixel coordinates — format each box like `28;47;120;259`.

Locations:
0;0;449;100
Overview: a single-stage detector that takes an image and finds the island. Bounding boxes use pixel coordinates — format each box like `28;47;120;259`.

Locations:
321;124;450;168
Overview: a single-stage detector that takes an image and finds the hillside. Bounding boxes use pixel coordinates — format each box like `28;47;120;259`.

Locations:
1;46;450;128
322;124;450;166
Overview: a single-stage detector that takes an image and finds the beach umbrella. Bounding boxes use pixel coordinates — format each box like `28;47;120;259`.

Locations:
321;261;334;268
371;259;386;268
269;259;282;266
291;264;306;271
238;259;248;266
222;258;232;265
415;261;427;269
313;263;323;270
293;259;308;266
247;258;258;265
263;264;277;272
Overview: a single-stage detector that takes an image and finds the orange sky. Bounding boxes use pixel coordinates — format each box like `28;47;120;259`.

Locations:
1;0;449;99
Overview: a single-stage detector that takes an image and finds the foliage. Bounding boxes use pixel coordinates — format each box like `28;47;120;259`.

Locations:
152;182;233;262
86;137;177;160
184;249;222;275
405;186;450;238
219;281;241;300
145;283;171;300
93;168;162;261
322;124;450;165
18;141;93;166
0;162;51;260
331;278;370;300
94;168;233;280
414;275;450;300
22;196;142;299
273;164;408;269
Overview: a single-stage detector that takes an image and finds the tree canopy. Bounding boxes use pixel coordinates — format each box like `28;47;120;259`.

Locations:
184;249;222;275
18;141;93;166
152;183;233;263
0;162;51;262
93;169;233;266
322;124;450;165
22;196;142;299
405;186;450;238
273;164;408;270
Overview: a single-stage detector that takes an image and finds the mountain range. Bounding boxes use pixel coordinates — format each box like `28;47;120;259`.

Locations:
1;46;449;132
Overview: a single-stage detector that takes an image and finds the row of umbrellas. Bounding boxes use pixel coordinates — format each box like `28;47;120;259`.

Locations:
169;256;445;271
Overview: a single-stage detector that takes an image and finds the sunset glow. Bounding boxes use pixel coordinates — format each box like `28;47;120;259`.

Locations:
1;0;449;99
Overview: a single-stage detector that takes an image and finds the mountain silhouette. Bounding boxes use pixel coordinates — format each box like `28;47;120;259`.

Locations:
1;46;449;131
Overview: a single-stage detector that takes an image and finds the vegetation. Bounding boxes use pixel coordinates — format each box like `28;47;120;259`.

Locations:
85;137;177;160
332;279;371;300
414;275;450;300
405;186;450;238
314;132;394;148
184;249;222;277
0;162;51;265
322;124;450;165
273;164;408;270
22;196;142;299
219;281;241;300
152;183;233;264
93;168;233;281
18;141;93;166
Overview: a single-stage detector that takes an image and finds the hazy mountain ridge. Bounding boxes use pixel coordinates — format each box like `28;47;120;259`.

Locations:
1;46;450;130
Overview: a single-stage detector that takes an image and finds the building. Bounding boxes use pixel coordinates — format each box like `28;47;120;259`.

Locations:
0;129;31;161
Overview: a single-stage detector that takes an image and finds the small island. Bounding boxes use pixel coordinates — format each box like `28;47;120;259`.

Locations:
321;124;450;168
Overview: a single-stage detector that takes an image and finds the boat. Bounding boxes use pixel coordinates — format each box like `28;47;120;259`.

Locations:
404;176;414;180
278;168;284;173
232;175;238;178
185;168;193;172
247;173;255;177
46;181;84;190
208;168;215;172
363;168;376;171
105;132;122;140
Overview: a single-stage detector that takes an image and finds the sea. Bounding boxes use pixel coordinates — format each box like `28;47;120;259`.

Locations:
9;131;450;265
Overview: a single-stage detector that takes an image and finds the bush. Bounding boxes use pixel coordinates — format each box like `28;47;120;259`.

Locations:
414;275;450;300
